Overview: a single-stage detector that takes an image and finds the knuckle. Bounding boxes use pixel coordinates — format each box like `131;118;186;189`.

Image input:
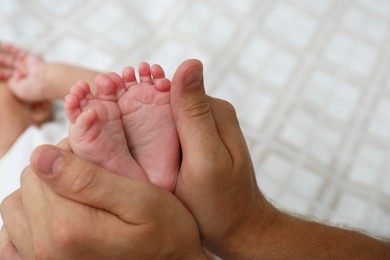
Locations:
19;165;33;187
0;195;11;212
48;217;78;251
184;97;211;119
219;99;238;119
0;191;19;215
62;158;98;196
209;97;239;123
201;149;232;177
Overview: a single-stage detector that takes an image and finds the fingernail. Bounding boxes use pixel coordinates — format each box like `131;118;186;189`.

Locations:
36;147;65;176
184;68;203;88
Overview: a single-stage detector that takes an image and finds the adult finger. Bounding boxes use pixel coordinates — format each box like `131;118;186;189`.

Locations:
0;226;22;260
171;60;219;146
0;190;33;258
170;59;229;176
207;97;252;168
19;167;136;258
30;144;171;223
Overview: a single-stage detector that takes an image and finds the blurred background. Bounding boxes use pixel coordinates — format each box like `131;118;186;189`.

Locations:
1;0;389;238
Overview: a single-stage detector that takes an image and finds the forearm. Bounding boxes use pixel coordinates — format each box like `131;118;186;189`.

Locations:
267;213;390;258
226;209;390;259
43;63;100;99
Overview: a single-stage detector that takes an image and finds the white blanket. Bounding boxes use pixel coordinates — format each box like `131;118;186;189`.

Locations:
0;104;69;226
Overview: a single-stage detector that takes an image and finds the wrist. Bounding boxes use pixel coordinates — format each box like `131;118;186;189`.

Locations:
215;199;282;259
231;209;390;259
41;63;52;100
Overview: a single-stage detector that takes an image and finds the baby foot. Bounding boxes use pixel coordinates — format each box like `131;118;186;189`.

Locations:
65;73;147;181
118;62;180;192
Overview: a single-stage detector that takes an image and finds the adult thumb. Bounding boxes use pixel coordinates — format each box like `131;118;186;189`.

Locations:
170;59;223;156
30;144;165;222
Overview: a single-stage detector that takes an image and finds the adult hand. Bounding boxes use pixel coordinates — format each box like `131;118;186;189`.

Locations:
170;59;390;259
170;59;279;258
0;42;46;102
1;140;206;259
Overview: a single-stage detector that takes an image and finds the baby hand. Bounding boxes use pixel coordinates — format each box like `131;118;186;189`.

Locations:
0;42;46;102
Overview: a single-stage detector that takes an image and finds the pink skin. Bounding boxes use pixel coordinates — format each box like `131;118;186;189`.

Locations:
119;63;180;192
65;73;147;182
65;63;180;192
0;42;46;102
